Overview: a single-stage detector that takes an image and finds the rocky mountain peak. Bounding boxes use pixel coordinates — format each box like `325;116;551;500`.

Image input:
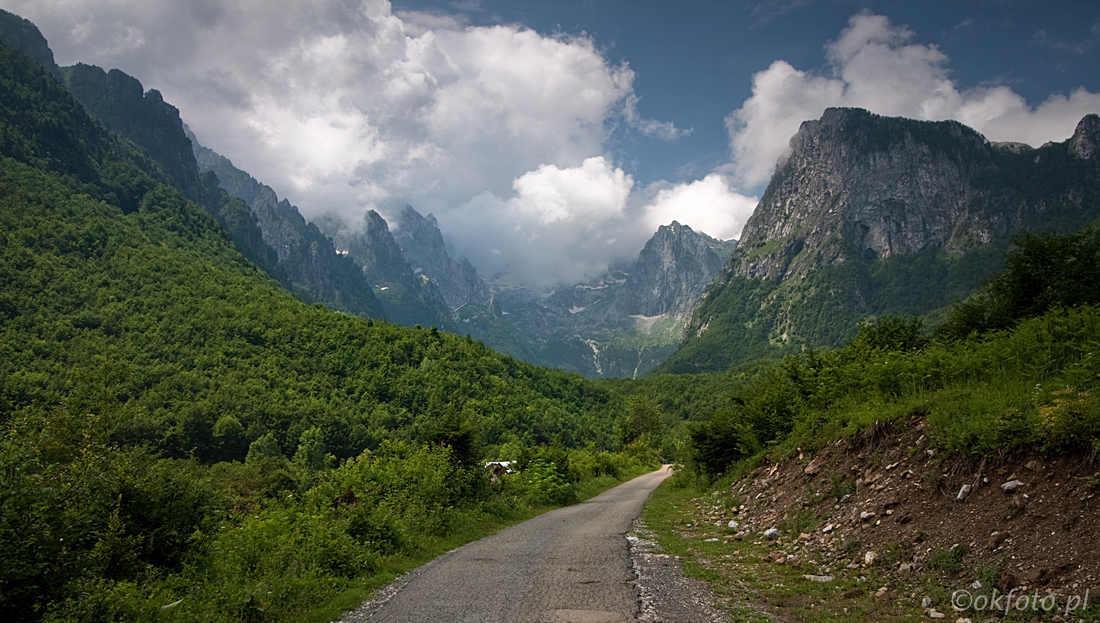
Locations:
730;108;998;282
1070;113;1100;160
0;9;62;81
391;205;491;311
250;186;304;262
614;221;735;319
62;63;208;207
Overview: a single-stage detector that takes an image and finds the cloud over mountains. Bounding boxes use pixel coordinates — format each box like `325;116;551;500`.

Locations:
7;2;1096;290
727;12;1100;189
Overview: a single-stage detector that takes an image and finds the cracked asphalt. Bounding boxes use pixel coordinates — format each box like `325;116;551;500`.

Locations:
336;466;695;623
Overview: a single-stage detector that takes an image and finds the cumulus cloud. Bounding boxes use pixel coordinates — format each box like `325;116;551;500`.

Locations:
727;12;1100;190
641;174;756;242
441;157;637;290
5;0;702;289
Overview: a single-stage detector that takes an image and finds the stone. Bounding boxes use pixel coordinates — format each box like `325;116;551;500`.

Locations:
921;596;932;608
987;531;1009;549
860;511;876;521
799;532;812;541
803;575;834;582
957;484;972;501
804;458;824;476
822;524;834;533
883;497;901;509
1023;568;1045;584
864;551;877;566
1025;460;1038;471
764;528;780;540
896;513;912;524
928;608;945;618
1002;480;1025;493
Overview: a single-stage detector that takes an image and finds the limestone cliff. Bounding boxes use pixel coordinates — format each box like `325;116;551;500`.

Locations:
664;108;1100;374
391;206;492;313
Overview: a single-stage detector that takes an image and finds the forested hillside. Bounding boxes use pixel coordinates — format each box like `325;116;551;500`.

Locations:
0;37;661;621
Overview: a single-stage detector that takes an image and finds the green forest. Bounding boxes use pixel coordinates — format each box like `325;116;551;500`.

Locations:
0;39;664;621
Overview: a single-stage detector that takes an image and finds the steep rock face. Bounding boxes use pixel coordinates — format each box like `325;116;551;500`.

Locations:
473;222;735;378
665;109;1100;374
62;64;207;207
187;125;264;206
250;186;307;262
391;206;491;312
615;221;736;318
320;211;455;330
733;108;992;282
0;9;62;81
189;136;384;319
1070;114;1100;160
248;187;386;319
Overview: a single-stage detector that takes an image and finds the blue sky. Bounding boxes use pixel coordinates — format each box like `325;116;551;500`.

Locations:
6;0;1099;289
394;0;1100;188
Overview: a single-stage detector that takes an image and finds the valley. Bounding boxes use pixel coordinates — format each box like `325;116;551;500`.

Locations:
1;5;1099;623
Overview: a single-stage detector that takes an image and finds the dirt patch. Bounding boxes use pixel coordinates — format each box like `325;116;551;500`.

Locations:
671;413;1100;620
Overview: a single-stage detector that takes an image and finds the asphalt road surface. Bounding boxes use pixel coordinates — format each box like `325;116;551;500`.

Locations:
344;466;674;623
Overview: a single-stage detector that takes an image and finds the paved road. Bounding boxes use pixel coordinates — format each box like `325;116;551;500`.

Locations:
348;466;673;623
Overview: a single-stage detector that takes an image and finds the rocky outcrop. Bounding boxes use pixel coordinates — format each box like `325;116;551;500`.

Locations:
62;64;208;207
188;135;384;319
391;206;492;312
731;108;994;282
615;221;735;318
187;125;264;206
0;9;62;81
1070;113;1100;160
320;211;455;331
666;108;1100;373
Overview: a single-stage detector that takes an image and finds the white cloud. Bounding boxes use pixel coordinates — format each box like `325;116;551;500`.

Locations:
441;157;636;290
642;174;756;241
727;11;1100;190
3;0;696;290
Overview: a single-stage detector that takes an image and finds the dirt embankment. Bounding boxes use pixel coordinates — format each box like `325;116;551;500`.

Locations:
682;412;1100;619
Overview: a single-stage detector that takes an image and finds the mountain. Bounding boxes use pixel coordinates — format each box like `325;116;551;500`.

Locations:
186;132;385;319
61;63;208;207
474;221;736;378
0;9;61;81
316;210;457;330
391;205;492;313
0;5;731;376
614;221;737;319
660;107;1100;374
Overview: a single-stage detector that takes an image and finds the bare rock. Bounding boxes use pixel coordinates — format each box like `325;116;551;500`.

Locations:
1002;480;1025;493
998;571;1019;591
956;484;972;501
987;531;1010;549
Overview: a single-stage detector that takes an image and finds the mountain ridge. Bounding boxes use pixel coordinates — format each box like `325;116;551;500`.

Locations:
660;107;1100;374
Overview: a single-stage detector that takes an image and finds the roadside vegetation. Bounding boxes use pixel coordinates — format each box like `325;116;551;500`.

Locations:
679;223;1100;484
644;223;1100;621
